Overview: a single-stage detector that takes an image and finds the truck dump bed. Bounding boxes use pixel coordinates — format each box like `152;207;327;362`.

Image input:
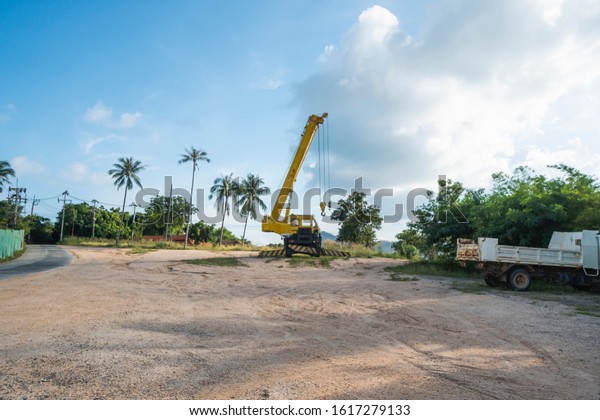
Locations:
457;231;600;272
494;244;582;267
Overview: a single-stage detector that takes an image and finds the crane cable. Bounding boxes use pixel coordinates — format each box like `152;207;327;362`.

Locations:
316;119;331;215
317;125;322;194
326;117;331;204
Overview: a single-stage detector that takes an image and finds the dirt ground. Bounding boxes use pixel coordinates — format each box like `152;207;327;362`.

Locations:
0;246;599;400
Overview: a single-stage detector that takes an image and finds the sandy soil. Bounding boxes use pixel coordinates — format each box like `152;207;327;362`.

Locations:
0;246;599;400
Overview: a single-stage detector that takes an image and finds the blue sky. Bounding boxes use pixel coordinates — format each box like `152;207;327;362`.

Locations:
2;0;600;244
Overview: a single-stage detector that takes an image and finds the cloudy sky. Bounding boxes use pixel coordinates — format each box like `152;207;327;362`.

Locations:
2;0;599;243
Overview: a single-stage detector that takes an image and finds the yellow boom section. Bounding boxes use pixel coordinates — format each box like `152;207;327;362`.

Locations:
262;113;327;236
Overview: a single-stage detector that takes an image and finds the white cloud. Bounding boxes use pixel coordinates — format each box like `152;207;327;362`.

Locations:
256;78;283;90
524;138;600;178
9;156;46;176
531;0;566;26
84;101;113;124
0;103;17;123
84;101;142;129
116;111;142;128
252;67;285;90
80;133;118;154
64;162;88;182
90;171;111;186
293;1;600;193
60;162;109;185
352;5;399;48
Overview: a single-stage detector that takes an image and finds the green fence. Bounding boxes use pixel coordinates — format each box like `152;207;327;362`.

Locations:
0;229;24;259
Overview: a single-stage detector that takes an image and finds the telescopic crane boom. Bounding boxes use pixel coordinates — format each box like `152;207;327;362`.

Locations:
261;113;346;257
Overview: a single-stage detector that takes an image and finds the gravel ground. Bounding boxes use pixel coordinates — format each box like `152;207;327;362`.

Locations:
0;247;599;400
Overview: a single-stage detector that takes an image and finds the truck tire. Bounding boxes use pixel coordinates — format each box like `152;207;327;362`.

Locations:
509;268;532;291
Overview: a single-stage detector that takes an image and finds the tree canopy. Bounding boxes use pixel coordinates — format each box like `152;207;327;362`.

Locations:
331;191;382;248
398;164;600;260
0;160;15;193
235;173;270;245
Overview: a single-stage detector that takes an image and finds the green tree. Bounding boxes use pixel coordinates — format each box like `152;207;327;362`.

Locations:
0;199;25;229
178;147;210;248
409;178;480;260
408;164;600;259
188;220;217;243
235;173;270;245
331;192;382;248
209;173;238;246
93;207;125;239
53;203;127;240
24;215;55;244
474;165;600;247
141;195;189;237
186;220;242;245
0;200;16;228
108;157;146;245
0;160;15;193
392;228;426;260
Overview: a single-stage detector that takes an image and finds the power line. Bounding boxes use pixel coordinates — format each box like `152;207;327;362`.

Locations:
35;195;60;201
69;194;120;208
36;201;60;212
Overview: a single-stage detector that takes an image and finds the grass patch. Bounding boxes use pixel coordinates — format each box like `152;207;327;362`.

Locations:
451;278;491;294
58;237;115;247
574;304;600;318
127;247;158;255
526;281;583;297
183;257;248;267
287;255;335;268
323;240;400;259
385;270;419;282
58;236;270;252
384;261;481;278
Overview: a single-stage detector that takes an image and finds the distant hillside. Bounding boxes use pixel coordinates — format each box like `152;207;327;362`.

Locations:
321;231;395;254
321;231;337;242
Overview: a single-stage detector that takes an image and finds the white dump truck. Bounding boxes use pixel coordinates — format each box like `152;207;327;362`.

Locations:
456;230;600;291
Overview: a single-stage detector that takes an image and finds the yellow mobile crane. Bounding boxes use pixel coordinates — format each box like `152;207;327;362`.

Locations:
260;113;348;257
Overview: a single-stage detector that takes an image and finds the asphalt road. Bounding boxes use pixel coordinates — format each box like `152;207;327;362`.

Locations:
0;245;73;280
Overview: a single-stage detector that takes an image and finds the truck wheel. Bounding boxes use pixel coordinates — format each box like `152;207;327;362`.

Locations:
509;268;531;291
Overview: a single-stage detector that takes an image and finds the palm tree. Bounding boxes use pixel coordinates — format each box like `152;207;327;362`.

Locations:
0;160;15;193
178;147;210;248
209;173;238;246
235;174;270;245
108;157;146;245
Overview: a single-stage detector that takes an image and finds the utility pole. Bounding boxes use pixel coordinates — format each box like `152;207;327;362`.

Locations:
70;207;77;237
30;195;40;216
165;184;173;241
91;199;98;238
58;191;71;241
129;202;138;241
8;180;27;228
